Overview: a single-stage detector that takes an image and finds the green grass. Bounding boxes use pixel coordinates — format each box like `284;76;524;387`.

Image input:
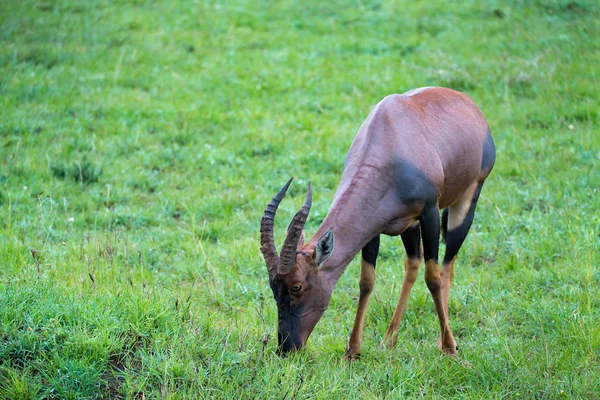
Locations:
1;0;599;398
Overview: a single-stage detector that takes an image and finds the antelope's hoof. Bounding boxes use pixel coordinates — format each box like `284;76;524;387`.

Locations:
382;336;397;350
438;339;458;356
442;347;458;356
342;349;360;362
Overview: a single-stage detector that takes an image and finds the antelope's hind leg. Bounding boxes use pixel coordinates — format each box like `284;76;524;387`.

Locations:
383;223;421;349
417;204;461;356
438;182;484;354
344;235;380;361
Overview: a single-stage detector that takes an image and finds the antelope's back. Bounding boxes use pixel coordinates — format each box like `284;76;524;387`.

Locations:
343;87;494;209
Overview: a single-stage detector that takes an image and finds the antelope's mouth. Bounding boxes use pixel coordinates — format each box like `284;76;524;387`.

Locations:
278;319;304;353
278;308;326;354
278;332;304;354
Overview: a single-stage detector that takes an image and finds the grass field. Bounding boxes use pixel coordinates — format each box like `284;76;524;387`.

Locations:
1;0;599;398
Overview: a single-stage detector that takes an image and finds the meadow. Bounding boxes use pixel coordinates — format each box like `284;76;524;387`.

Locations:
1;0;599;398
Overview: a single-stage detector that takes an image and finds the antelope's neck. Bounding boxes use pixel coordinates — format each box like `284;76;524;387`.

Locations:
308;179;389;289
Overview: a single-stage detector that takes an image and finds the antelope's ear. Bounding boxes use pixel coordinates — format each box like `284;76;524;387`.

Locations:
314;229;334;269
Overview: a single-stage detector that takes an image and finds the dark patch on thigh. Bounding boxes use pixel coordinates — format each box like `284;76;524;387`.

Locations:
361;235;380;267
481;129;496;174
392;159;439;207
443;183;483;263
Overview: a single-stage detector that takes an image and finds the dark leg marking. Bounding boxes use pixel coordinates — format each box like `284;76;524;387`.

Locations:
419;206;440;264
401;223;421;259
361;235;380;267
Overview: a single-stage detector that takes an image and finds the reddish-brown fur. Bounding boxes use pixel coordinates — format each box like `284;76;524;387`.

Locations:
261;87;495;355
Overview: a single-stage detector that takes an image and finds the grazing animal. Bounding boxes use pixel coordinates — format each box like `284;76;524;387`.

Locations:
260;87;495;359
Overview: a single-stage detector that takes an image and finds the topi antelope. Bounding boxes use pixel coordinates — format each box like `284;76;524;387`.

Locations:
260;87;495;359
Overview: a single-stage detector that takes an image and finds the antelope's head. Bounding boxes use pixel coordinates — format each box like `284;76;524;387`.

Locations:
260;178;335;353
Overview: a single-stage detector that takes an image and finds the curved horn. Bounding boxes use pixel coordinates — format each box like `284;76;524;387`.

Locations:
279;182;312;274
261;178;293;279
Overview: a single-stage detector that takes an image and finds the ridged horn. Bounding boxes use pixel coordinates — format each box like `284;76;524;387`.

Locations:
278;182;312;274
260;178;293;279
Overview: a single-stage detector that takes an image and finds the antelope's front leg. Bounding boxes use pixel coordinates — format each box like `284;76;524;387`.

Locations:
383;224;421;349
344;235;379;361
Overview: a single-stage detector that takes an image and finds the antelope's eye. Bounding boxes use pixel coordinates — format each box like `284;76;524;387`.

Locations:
291;284;302;292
